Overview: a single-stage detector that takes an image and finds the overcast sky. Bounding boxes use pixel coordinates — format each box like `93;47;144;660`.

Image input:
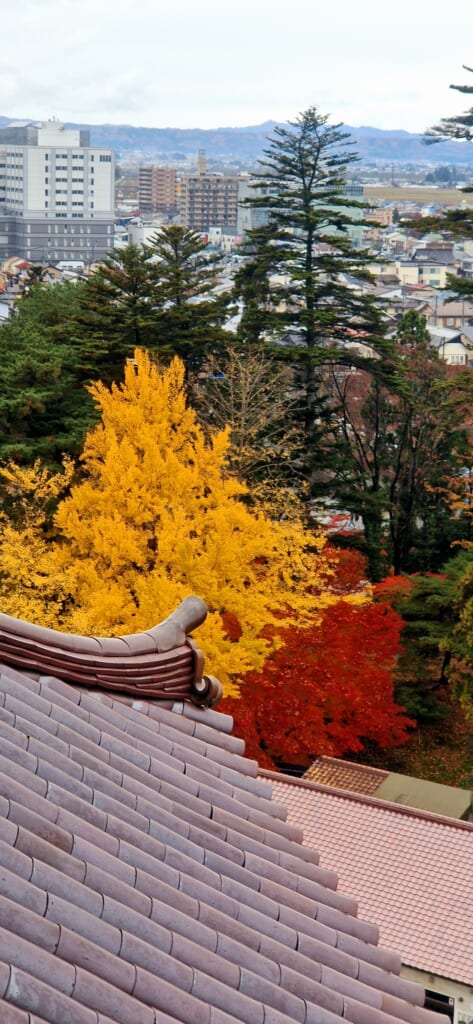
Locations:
4;0;473;133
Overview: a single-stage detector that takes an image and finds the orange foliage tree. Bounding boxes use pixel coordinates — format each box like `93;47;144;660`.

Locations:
221;596;413;769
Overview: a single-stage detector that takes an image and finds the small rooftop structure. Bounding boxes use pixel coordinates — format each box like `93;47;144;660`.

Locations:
304;756;472;819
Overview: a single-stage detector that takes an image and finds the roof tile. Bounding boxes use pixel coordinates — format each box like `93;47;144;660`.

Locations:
133;966;210;1023
3;963;99;1023
72;962;154;1023
267;771;473;987
0;644;445;1023
304;758;388;795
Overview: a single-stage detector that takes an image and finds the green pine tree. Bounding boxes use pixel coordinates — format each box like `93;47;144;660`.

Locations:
0;281;98;468
235;108;388;419
406;64;473;297
145;225;233;367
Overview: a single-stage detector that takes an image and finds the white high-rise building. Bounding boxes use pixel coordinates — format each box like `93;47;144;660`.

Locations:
0;120;115;263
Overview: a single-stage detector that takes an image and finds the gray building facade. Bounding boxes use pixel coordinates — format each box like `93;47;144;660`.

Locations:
0;120;115;264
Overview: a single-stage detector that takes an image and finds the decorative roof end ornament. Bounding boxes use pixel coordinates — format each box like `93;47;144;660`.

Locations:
0;596;222;707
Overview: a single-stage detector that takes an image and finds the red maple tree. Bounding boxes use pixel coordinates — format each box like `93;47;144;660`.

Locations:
323;544;370;595
221;598;413;770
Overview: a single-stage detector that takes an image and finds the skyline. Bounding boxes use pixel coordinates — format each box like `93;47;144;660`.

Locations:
3;1;473;135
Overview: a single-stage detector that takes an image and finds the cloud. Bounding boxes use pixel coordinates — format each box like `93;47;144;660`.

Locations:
2;0;473;132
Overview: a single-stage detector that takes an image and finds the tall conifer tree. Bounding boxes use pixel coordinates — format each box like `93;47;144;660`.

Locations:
234;107;390;512
411;65;473;295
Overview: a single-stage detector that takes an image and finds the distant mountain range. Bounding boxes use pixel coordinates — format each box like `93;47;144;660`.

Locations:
1;116;472;165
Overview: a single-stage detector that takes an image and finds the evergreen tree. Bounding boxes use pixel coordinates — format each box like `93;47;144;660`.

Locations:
428;63;473;144
235;108;388;431
234;108;392;530
0;230;233;471
409;65;473;296
0;281;98;468
79;228;232;373
76;243;161;373
375;551;473;720
146;226;232;367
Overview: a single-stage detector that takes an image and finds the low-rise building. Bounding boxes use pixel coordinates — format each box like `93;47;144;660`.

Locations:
265;769;473;1023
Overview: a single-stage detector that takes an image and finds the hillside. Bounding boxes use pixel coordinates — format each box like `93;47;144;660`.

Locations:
1;115;472;164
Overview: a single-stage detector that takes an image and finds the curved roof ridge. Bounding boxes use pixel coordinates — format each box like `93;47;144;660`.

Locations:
0;597;222;707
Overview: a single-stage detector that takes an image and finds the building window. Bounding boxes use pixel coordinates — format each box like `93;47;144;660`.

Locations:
99;154;112;163
424;990;453;1020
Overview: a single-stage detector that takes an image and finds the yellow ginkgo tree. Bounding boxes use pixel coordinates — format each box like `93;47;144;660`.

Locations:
0;458;74;627
1;350;331;692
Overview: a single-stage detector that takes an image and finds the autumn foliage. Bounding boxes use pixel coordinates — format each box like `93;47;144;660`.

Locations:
221;597;413;769
0;352;413;761
0;350;332;693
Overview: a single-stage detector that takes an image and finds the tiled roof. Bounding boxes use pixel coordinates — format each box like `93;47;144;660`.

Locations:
304;758;472;819
265;772;473;986
434;301;473;317
0;660;444;1023
304;758;388;796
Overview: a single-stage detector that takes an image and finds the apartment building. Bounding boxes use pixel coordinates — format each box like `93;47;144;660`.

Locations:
179;171;241;232
138;165;177;213
0;120;115;263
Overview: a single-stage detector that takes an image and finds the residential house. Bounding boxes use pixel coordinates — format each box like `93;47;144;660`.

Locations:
428;301;473;330
427;325;471;365
395;260;451;289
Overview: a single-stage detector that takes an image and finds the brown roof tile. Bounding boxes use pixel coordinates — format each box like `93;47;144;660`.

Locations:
0;639;446;1023
304;757;388;795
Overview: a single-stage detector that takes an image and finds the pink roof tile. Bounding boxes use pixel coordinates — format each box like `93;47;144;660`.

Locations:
265;772;473;985
0;605;447;1023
